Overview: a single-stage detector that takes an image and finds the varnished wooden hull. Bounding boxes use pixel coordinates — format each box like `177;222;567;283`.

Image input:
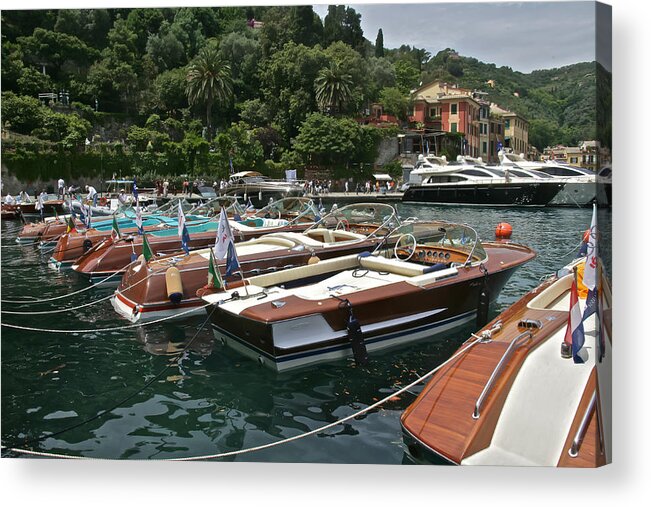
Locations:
113;236;388;322
73;223;312;281
400;259;612;467
207;243;533;372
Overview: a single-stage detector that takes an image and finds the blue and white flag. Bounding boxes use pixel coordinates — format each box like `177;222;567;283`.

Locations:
214;207;232;260
563;278;585;364
132;176;139;203
177;201;186;238
225;240;240;277
135;203;143;235
181;222;190;254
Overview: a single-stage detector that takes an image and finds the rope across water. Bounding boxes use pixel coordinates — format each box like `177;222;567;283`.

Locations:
3;336;481;461
1;303;210;333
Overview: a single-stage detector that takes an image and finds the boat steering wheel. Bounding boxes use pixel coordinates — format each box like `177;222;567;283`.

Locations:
394;233;417;261
336;218;350;231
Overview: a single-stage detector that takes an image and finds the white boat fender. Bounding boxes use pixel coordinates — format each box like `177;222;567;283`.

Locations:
476;263;490;327
166;266;183;304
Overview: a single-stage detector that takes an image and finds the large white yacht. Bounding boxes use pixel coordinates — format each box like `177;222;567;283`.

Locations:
498;151;602;207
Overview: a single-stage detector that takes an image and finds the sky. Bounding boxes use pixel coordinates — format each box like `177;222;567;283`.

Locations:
313;1;606;73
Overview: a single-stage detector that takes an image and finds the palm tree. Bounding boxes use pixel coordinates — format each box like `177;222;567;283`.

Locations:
186;48;233;139
314;63;354;115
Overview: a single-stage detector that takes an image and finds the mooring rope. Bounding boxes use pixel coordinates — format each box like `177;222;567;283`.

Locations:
0;264;126;304
2;305;218;457
0;267;158;315
1;302;210;333
2;335;481;460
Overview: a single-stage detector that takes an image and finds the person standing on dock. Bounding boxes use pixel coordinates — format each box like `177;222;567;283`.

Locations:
345;181;349;194
85;184;98;207
163;179;169;198
57;178;65;198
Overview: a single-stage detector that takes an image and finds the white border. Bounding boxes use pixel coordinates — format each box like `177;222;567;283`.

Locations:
1;0;648;505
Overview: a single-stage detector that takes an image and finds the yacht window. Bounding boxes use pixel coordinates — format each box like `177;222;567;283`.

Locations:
483;168;506;177
507;169;530;178
426;175;464;183
459;169;492;177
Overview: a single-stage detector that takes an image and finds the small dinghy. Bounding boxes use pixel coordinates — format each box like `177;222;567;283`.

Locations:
200;221;535;372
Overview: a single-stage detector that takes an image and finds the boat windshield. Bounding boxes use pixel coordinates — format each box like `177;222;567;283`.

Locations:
307;203;400;237
389;221;487;265
252;197;317;224
190;197;244;218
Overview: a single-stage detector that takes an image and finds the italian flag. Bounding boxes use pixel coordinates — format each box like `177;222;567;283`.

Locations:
142;233;153;262
111;215;121;240
207;248;224;289
66;216;76;234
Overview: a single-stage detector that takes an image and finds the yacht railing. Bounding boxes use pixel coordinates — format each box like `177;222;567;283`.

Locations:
472;330;533;419
568;391;603;458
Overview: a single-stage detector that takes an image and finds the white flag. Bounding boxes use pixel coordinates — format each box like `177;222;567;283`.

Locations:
177;201;186;238
135;203;143;233
214;207;233;260
583;203;598;290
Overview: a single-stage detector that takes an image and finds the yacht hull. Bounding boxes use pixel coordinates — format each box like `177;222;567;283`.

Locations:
402;182;563;206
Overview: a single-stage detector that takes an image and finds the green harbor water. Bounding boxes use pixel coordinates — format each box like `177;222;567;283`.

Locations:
0;203;611;463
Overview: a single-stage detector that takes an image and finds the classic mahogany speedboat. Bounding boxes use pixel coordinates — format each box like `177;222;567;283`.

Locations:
2;194;66;217
72;197;320;283
111;203;401;323
199;221;535;372
18;197;191;246
47;198;227;270
400;253;611;467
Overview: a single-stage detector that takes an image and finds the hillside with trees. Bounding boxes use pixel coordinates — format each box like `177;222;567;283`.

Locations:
1;6;611;186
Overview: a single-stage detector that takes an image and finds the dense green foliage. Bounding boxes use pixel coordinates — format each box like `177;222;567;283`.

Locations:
1;6;611;183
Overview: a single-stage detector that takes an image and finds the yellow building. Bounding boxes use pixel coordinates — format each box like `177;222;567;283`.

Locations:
490;103;529;157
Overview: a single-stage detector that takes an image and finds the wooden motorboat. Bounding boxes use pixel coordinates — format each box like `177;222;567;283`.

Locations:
17;197;194;246
72;197;320;283
199;221;535;372
111;203;401;323
2;195;66;217
400;254;611;467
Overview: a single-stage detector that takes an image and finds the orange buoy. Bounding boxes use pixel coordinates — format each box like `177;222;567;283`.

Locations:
495;222;512;239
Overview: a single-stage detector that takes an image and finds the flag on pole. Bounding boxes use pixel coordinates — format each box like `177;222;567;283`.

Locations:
582;204;598;319
225;240;240;276
563;275;586;364
207;248;224;289
66;215;76;234
582;203;598;291
177;200;186;238
214;207;232;260
135;203;143;235
142;233;153;261
86;203;92;228
111;215;121;240
181;223;190;254
132;176;139;203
